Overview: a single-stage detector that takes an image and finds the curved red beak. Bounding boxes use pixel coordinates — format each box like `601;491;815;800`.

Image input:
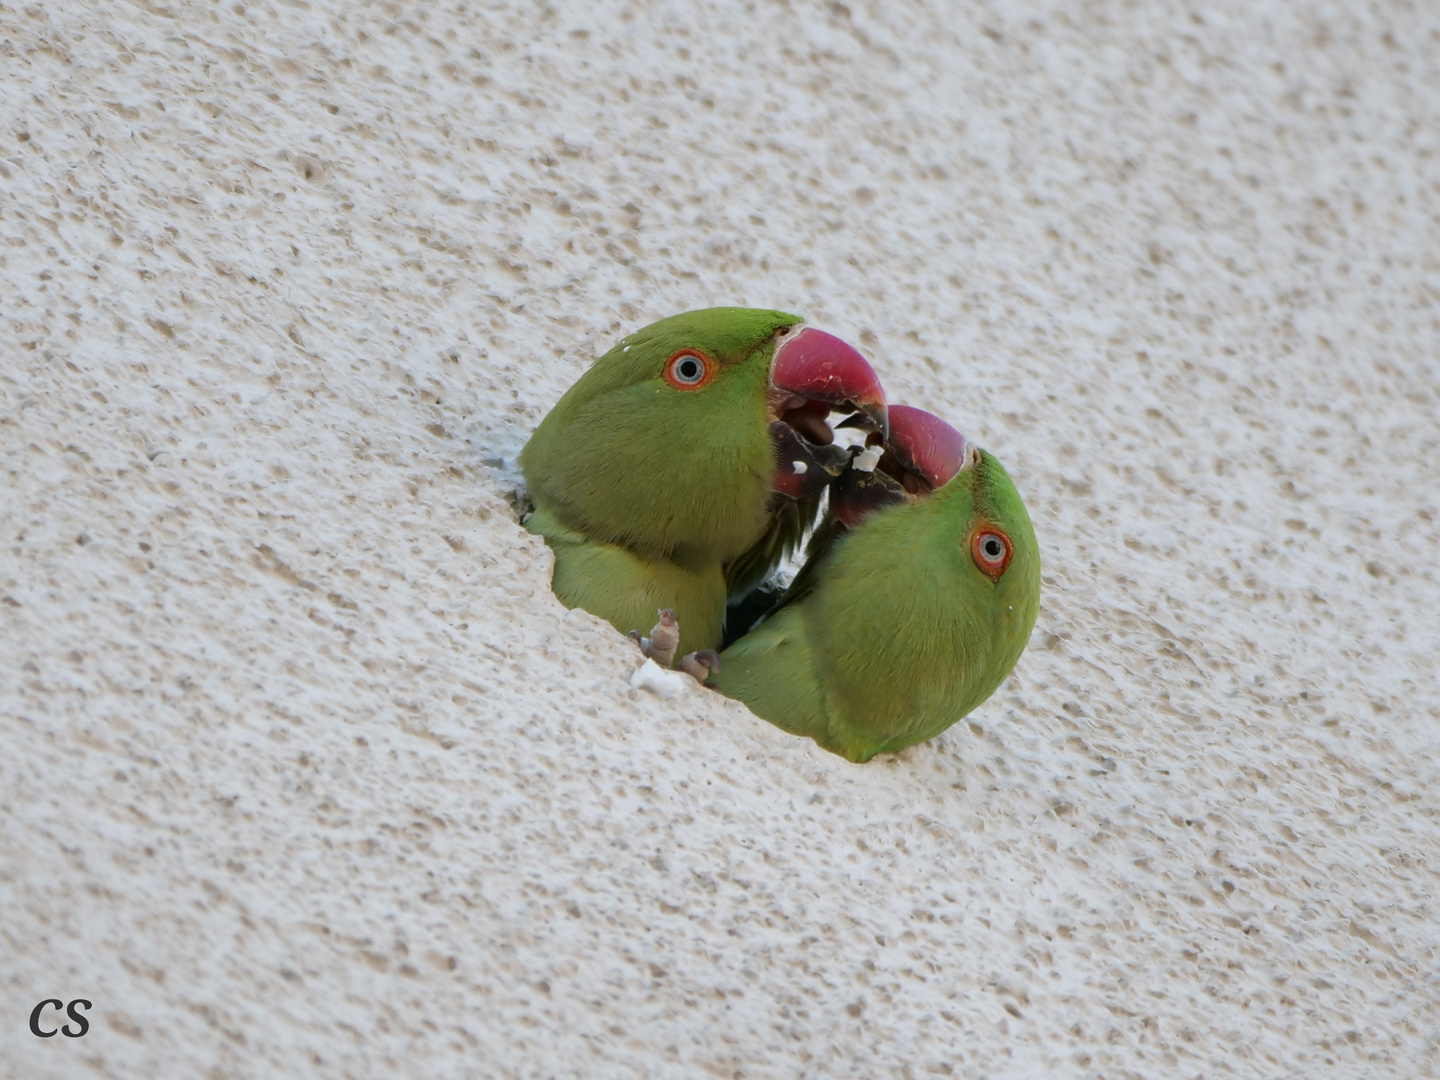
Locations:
770;327;888;440
885;404;968;491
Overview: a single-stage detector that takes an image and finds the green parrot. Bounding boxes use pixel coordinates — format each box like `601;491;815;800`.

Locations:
520;308;888;657
709;405;1041;763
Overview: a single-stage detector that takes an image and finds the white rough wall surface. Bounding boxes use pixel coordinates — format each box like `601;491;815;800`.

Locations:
2;0;1438;1076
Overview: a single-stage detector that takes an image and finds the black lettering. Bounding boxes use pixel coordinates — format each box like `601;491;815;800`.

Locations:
63;999;92;1038
29;999;63;1037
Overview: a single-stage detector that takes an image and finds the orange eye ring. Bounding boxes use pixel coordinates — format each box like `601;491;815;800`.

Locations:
970;526;1013;580
663;349;715;391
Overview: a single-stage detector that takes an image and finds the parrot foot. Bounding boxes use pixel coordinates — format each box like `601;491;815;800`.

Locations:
678;649;721;684
628;609;680;668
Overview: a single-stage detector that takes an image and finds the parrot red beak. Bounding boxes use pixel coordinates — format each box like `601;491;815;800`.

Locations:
830;405;970;529
882;404;969;492
769;327;889;444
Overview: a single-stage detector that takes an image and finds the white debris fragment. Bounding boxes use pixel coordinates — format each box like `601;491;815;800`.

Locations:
853;445;882;473
791;459;808;474
629;658;689;700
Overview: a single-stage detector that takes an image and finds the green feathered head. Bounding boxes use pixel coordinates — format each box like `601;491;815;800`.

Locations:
522;307;886;568
810;417;1042;756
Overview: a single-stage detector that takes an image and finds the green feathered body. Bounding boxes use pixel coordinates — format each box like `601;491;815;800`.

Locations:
526;505;728;657
711;450;1041;762
521;308;803;653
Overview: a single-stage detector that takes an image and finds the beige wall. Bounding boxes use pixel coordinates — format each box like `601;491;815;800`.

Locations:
3;1;1437;1075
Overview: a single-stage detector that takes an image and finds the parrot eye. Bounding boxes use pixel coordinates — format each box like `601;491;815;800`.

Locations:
664;350;713;390
970;527;1013;580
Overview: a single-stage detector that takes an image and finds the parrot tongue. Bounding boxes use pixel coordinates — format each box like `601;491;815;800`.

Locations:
769;327;889;440
830;405;970;528
779;398;836;445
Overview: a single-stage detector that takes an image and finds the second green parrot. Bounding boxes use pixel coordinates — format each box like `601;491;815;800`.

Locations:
709;406;1041;762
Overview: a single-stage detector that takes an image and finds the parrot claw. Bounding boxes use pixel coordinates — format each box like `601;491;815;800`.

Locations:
678;649;721;683
630;608;681;668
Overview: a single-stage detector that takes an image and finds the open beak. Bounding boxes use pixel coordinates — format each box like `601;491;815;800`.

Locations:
830;405;970;529
768;420;855;501
769;327;889;444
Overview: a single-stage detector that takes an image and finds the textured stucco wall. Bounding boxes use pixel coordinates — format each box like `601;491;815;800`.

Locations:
3;1;1438;1076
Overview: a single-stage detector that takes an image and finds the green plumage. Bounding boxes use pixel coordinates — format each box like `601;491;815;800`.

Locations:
710;450;1041;762
521;308;803;654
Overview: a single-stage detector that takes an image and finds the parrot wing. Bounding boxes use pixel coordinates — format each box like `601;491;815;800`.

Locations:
529;505;728;657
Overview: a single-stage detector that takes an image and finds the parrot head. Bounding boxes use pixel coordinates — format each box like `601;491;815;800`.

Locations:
937;446;1042;643
916;442;1040;723
522;307;887;566
811;406;1042;751
829;404;1039;627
